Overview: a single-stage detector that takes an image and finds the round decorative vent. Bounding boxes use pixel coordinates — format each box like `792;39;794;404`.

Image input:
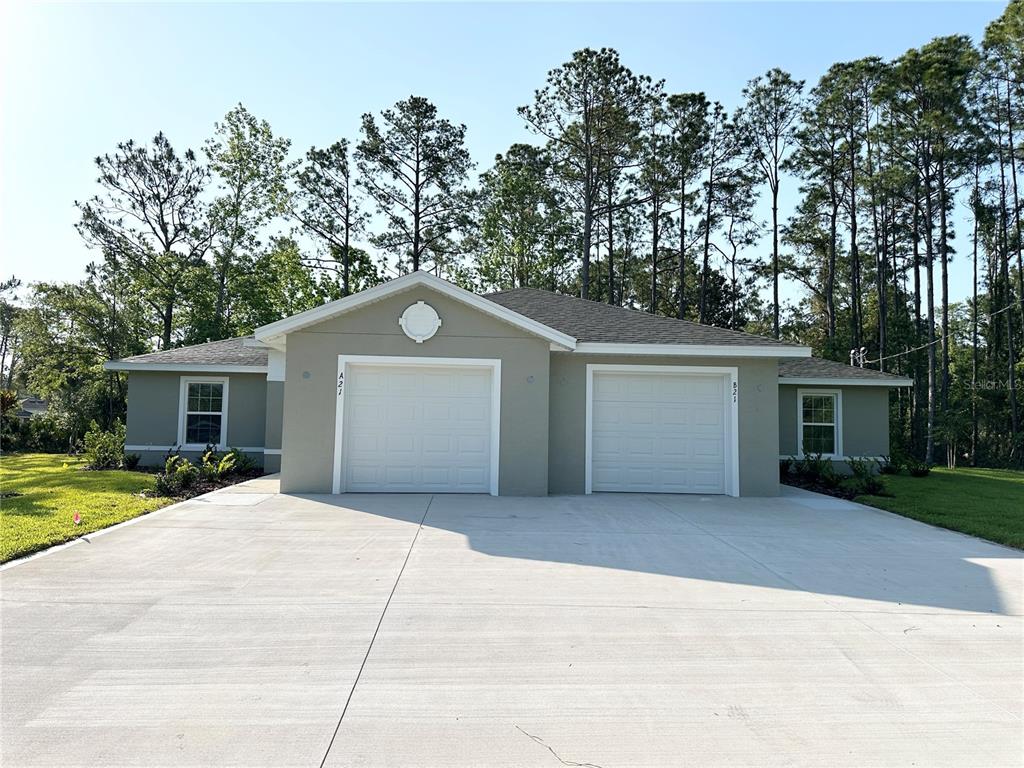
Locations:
398;301;442;343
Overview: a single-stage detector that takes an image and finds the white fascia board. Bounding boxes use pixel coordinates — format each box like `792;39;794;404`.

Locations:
779;376;912;387
254;271;577;349
104;362;268;373
573;342;812;358
242;338;274;348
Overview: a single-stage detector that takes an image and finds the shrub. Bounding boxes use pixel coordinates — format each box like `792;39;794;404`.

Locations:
223;447;258;474
216;452;237;477
123;453;140;470
878;454;901;475
840;474;886;497
199;447;220;482
175;459;199;489
846;456;878;480
907;458;931;477
154;457;199;496
779;457;793;481
792;453;842;489
83;420;126;470
164;451;185;475
152;446;259;497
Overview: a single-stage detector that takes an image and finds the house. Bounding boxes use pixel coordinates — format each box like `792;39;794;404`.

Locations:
104;272;911;497
14;396;48;420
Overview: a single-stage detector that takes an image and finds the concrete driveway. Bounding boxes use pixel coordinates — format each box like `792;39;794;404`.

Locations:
2;480;1021;767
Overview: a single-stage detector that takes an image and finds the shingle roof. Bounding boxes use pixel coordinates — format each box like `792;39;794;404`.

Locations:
484;287;803;348
109;291;908;386
114;336;269;367
779;357;910;382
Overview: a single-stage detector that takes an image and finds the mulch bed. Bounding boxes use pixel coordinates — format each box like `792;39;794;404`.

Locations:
142;469;265;501
782;475;864;501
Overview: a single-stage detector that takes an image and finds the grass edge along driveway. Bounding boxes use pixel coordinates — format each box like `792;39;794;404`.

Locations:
0;453;171;563
857;466;1024;550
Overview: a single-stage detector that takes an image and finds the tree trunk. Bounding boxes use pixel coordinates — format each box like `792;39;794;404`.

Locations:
865;108;884;371
771;182;780;339
699;168;715;325
678;177;687;319
826;193;838;342
342;177;352;296
911;183;923;455
848;131;861;351
997;115;1022;463
922;155;936;466
607;176;615;305
971;168;979;466
937;158;951;413
581;185;593;300
161;298;174;351
650;192;660;314
1004;77;1024;327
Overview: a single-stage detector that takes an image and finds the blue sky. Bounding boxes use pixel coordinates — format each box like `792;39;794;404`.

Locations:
0;1;1003;303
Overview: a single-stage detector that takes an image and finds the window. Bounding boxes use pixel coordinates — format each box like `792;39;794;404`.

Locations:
178;377;229;448
798;389;841;457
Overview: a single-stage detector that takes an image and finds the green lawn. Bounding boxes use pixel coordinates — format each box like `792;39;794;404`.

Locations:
857;466;1024;549
0;453;172;563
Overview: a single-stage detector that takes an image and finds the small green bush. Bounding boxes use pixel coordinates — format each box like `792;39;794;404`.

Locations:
123;453;140;470
907;458;931;477
83;420;126;470
846;456;878;479
796;453;832;483
878;455;901;475
155;457;199;496
223;447;258;474
175;459;199;489
779;457;794;481
841;474;886;497
153;447;259;497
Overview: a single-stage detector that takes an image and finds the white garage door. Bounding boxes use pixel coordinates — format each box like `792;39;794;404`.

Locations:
341;364;494;493
590;370;730;494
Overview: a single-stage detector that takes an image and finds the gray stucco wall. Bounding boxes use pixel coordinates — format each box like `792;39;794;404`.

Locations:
779;383;891;459
279;285;551;495
264;381;284;473
548;354;781;497
125;371;267;467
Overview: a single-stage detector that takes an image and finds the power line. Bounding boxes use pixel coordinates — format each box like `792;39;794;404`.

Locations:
859;300;1021;366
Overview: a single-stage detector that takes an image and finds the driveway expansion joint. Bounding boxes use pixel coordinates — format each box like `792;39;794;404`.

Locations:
317;494;434;768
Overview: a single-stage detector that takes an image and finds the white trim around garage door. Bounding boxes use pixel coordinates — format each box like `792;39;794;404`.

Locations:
332;355;502;496
585;364;740;497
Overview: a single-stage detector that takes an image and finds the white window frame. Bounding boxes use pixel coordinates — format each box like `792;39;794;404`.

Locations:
585;364;740;497
332;355;502;496
177;376;230;450
796;388;843;459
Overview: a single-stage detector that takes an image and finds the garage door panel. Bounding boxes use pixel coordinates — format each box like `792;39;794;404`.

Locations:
592;371;730;495
386;434;416;454
342;364;493;493
692;438;724;459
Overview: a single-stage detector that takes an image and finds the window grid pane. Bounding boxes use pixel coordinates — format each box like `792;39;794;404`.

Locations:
186;414;222;445
184;382;225;444
187;383;223;413
802;424;836;455
801;394;835;425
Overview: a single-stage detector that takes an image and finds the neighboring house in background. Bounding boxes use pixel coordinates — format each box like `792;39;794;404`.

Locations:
14;396;48;420
105;272;911;497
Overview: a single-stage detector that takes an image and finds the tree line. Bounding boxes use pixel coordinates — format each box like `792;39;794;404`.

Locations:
2;1;1023;467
